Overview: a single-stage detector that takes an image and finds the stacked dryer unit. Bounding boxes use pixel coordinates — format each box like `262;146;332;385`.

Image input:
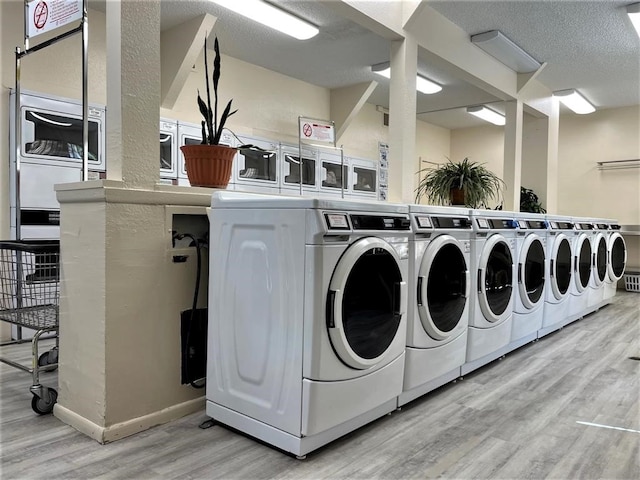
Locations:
206;191;410;457
399;205;472;406
603;219;627;302
586;219;610;312
234;135;280;194
538;215;574;338
565;218;593;325
508;213;547;352
462;210;518;376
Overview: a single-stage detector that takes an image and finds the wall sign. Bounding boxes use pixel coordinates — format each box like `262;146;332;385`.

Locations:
27;0;82;39
299;117;335;144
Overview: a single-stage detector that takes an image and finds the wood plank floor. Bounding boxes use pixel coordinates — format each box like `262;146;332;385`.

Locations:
1;292;638;479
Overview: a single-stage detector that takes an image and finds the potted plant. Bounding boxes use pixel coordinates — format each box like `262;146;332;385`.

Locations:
180;35;237;188
415;157;504;208
520;186;546;213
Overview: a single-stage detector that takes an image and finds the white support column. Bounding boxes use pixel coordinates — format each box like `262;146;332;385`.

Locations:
503;100;524;211
388;37;417;203
105;0;160;188
545;99;560;213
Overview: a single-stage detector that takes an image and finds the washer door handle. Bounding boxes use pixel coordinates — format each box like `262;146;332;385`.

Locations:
550;259;555;277
518;262;523;284
393;281;407;317
477;268;483;294
416;276;424;306
326;289;338;328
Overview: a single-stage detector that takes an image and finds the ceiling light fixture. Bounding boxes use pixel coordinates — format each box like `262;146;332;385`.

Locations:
466;106;506;126
553;89;596;114
628;3;640;37
210;0;319;40
471;30;541;73
371;63;442;94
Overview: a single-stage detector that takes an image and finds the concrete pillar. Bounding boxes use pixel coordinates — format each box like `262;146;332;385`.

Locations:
545;99;560;213
105;0;160;187
388;37;417;203
503;100;524;211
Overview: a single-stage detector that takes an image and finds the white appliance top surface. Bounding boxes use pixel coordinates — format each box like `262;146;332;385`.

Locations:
545;214;573;222
513;212;546;221
471;208;516;218
409;204;471;217
211;191;408;213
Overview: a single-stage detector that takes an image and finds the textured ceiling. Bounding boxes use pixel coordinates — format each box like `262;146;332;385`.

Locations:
90;0;640;129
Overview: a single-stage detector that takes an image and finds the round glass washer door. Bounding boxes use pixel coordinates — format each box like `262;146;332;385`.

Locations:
593;234;607;285
607;233;627;282
326;236;406;370
416;235;469;341
518;235;545;309
477;234;514;324
574;234;592;292
550;234;572;300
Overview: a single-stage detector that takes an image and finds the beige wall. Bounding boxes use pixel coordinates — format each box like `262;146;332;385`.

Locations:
556;106;640;223
415;119;451;203
450;125;505;209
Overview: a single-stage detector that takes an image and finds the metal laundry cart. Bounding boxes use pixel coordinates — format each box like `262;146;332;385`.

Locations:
0;240;60;414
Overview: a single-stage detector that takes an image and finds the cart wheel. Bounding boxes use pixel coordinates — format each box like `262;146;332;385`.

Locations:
38;350;59;370
31;388;58;415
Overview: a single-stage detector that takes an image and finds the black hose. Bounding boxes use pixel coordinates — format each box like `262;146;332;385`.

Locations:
175;233;206;389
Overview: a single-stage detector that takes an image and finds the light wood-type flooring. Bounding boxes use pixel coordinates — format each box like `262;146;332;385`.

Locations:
1;292;639;479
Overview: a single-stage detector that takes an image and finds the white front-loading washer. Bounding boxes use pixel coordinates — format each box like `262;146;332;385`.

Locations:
508;213;547;352
565;218;593;325
398;205;472;406
585;219;609;313
462;210;518;376
538;215;573;338
206;191;410;457
603;220;627;302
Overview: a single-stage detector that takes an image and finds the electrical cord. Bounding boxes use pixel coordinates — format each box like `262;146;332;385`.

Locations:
174;232;206;389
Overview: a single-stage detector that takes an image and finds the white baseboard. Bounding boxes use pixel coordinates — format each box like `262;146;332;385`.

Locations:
54;396;205;444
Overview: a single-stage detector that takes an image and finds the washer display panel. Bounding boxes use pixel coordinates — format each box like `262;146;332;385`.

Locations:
417;236;469;340
327;237;405;369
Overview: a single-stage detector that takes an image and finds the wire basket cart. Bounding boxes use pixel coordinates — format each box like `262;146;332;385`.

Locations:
0;240;60;414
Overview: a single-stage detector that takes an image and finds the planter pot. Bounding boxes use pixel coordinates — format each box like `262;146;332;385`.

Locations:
450;187;465;206
180;144;237;188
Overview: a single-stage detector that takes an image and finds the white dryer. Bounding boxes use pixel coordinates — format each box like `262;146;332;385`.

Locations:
603;220;627;302
206;191;410;457
399;205;472;406
538;215;573;338
462;210;517;376
585;219;609;312
508;213;547;352
565;218;593;325
234;135;280;194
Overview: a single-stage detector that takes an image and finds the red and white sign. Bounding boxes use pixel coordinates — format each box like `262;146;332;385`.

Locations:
27;0;82;39
299;117;335;144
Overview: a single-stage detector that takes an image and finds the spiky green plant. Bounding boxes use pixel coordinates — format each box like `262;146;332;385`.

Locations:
197;36;237;144
520;186;546;213
415;157;505;208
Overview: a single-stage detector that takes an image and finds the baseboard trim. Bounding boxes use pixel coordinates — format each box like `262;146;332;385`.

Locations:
54;396;205;444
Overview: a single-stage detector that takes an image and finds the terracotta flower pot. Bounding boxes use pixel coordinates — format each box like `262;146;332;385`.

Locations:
450;187;465;205
180;144;237;188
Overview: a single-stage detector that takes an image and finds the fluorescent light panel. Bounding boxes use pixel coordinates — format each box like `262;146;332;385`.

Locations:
210;0;319;40
471;30;540;73
553;89;596;114
371;63;442;94
466;106;505;126
628;3;640;37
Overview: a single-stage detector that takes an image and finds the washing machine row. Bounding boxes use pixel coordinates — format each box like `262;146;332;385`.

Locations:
205;192;627;457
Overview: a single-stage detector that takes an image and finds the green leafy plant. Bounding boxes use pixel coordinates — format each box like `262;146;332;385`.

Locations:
197;36;237;145
415;157;505;208
520;186;546;213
